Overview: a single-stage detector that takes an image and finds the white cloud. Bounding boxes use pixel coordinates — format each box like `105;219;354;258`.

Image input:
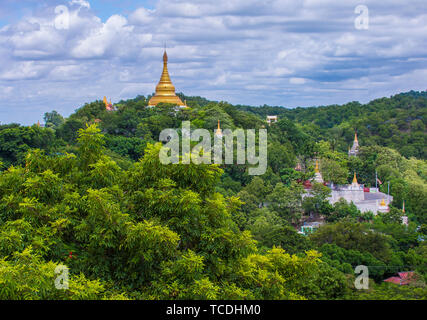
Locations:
69;0;90;9
289;77;306;85
71;15;134;59
129;8;155;25
0;61;50;80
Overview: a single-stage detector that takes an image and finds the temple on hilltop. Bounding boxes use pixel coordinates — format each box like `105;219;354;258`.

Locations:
148;50;187;108
327;171;392;214
103;96;114;111
302;160;393;215
348;132;360;157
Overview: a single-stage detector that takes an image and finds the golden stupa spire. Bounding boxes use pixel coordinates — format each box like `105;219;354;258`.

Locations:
216;120;223;136
148;50;184;107
315;159;320;173
352;172;358;184
354;132;358;144
402;200;405;213
380;198;386;206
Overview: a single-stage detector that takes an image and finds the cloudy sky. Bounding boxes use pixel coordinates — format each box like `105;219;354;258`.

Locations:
0;0;426;125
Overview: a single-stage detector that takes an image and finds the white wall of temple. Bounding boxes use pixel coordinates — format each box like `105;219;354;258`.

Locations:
303;188;393;215
329;189;365;204
353;200;389;214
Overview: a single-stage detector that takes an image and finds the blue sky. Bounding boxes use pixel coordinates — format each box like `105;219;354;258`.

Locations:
0;0;426;125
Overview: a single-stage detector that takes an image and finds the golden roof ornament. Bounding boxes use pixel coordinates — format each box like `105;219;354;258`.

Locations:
103;96;114;111
216;120;223;137
148;50;184;107
380;198;386;207
352;172;358;184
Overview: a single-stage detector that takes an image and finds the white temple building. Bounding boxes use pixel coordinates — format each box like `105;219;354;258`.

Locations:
266;116;278;125
327;173;392;214
306;165;392;215
303;133;393;215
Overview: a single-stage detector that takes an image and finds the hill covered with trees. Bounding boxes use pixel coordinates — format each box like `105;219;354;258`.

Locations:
0;91;426;299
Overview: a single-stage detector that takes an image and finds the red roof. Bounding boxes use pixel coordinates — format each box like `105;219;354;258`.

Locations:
383;271;416;285
398;272;410;279
303;180;312;189
384;277;402;285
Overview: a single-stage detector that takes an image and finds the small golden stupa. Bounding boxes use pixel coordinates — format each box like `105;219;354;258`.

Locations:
215;120;223;137
352;172;358;184
148;50;184;107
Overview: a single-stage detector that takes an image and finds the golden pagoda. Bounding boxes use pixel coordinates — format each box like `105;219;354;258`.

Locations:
103;96;114;111
380;198;386;207
148;50;184;107
315;159;320;173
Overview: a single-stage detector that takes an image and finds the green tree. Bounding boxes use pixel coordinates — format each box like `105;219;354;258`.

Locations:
44;110;65;129
266;182;304;224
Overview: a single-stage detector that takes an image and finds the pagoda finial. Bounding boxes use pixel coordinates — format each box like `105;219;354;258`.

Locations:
354;131;358;143
402;200;405;213
352;172;358;184
380;198;386;206
315;159;320;173
163;49;168;63
216;120;223;136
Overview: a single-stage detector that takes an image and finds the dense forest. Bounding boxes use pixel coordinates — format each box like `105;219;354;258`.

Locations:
0;91;426;299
